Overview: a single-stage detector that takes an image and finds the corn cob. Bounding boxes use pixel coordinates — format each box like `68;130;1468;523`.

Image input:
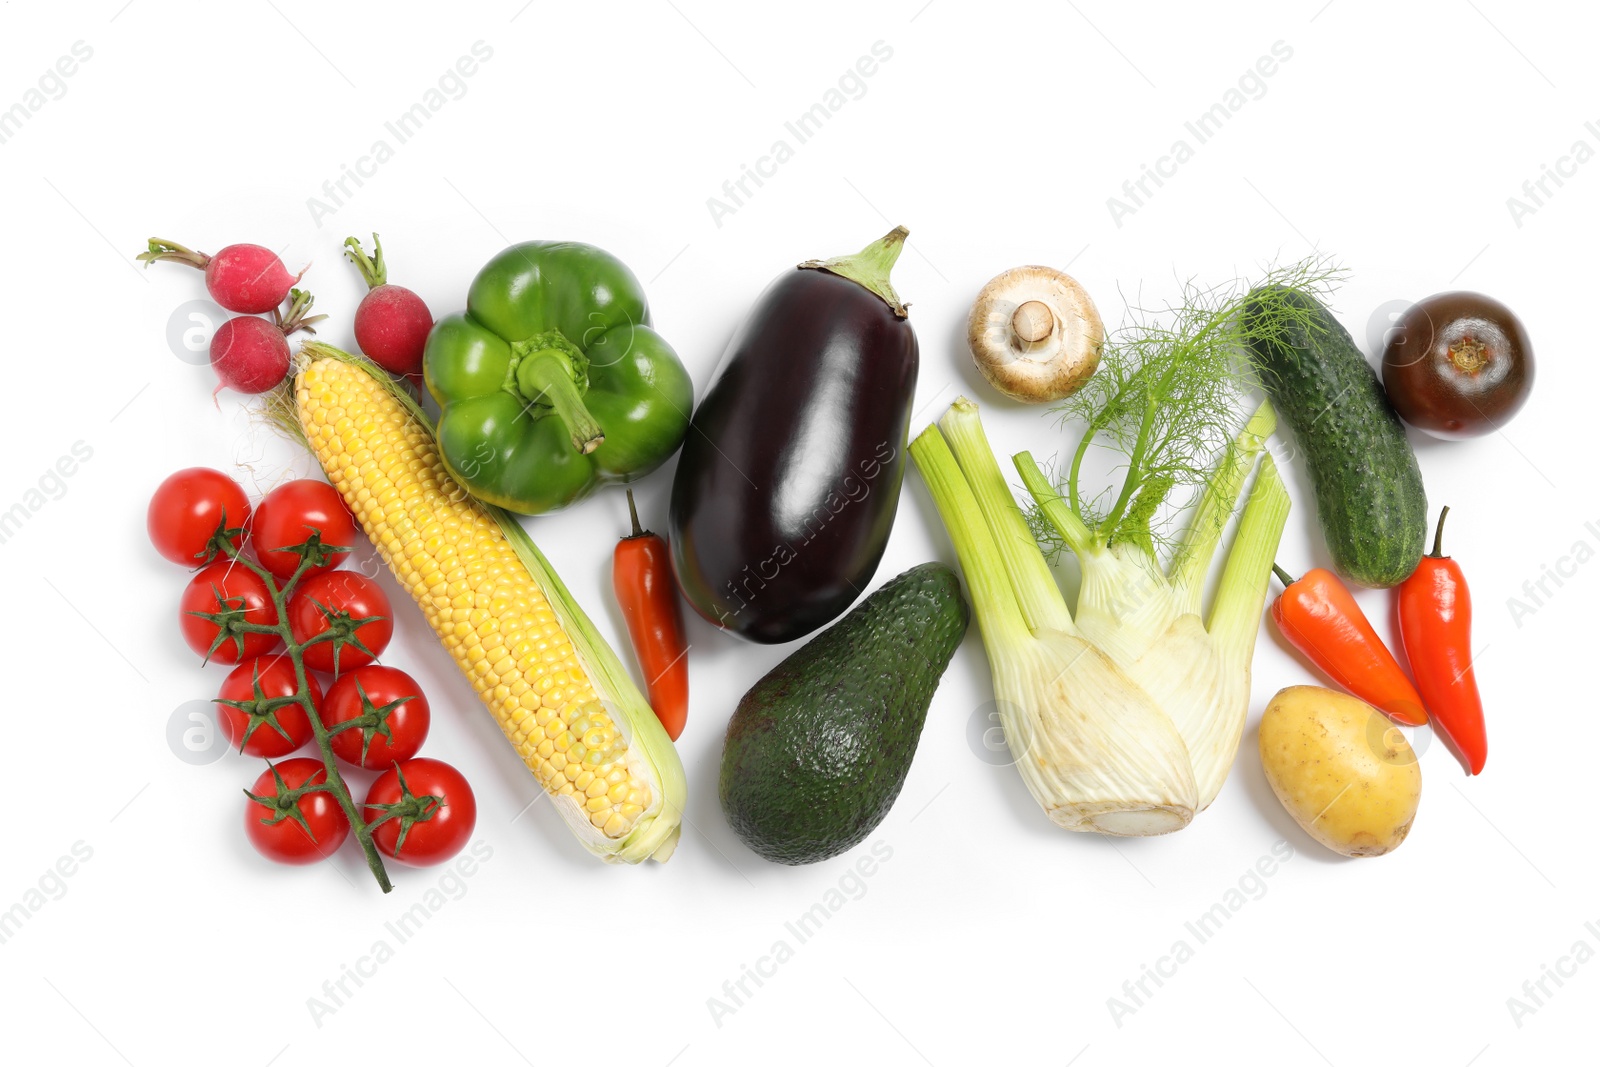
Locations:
287;343;685;863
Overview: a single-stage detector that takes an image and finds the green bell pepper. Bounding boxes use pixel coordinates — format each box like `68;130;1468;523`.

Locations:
423;241;694;515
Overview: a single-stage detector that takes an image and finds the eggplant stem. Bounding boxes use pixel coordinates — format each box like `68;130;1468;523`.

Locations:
799;226;910;318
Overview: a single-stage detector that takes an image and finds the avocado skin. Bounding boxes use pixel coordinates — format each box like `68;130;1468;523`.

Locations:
719;562;969;865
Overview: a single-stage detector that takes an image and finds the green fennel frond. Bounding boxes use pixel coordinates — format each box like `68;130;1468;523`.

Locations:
1044;255;1344;559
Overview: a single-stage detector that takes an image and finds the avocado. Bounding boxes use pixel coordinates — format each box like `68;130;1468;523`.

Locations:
718;562;970;864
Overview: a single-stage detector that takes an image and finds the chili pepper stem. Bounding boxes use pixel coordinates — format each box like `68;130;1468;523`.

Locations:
1271;562;1296;588
1430;505;1451;557
625;489;644;538
214;532;393;892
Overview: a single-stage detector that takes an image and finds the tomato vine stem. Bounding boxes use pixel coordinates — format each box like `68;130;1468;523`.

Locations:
208;529;393;893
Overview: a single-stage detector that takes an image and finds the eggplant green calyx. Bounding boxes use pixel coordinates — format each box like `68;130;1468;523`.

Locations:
508;331;602;454
801;225;910;318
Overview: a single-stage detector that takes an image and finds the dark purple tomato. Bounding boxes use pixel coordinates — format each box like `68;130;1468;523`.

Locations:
1381;291;1533;439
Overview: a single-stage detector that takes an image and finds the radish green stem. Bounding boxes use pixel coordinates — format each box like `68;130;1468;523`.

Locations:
136;237;209;270
343;234;388;290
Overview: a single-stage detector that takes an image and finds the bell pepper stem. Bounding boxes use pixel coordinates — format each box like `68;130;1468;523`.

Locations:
517;351;604;454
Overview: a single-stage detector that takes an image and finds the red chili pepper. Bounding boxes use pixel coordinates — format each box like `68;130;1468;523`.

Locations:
1270;564;1427;726
612;491;688;741
1397;507;1487;774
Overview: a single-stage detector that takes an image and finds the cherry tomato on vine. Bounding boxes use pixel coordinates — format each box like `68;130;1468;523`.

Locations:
250;479;358;580
179;560;280;664
288;571;394;674
321;665;430;769
363;758;476;866
243;758;349;864
148;467;250;566
214;655;320;757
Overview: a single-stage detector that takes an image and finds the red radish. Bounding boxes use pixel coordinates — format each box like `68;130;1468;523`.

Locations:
137;238;305;314
209;289;328;395
210;317;290;394
344;234;433;378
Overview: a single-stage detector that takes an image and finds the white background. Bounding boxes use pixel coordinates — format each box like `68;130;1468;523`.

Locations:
0;1;1591;1064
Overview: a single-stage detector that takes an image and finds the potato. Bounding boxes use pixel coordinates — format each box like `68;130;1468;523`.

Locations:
1258;685;1421;857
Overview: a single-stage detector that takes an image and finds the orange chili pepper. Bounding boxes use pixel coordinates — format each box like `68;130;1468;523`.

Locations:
613;491;689;741
1270;563;1427;726
1398;507;1487;775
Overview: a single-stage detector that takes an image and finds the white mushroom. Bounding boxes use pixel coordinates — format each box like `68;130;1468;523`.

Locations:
967;265;1104;403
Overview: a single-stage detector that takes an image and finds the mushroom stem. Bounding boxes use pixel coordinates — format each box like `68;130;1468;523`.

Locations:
1012;300;1055;345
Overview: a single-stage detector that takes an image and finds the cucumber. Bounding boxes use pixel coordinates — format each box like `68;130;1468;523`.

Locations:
1243;286;1426;587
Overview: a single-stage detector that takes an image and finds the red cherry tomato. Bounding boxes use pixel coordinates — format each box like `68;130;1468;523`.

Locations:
148;467;250;566
215;655;320;757
364;758;476;867
243;758;349;865
288;571;394;674
250;479;358;580
321;665;430;770
179;560;281;664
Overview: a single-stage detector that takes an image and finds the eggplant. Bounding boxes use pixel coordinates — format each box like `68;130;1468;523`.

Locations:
669;228;919;643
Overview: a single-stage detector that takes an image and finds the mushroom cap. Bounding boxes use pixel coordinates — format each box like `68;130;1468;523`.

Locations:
967;265;1104;403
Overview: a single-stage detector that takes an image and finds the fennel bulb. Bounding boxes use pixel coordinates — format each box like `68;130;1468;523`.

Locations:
911;270;1331;835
